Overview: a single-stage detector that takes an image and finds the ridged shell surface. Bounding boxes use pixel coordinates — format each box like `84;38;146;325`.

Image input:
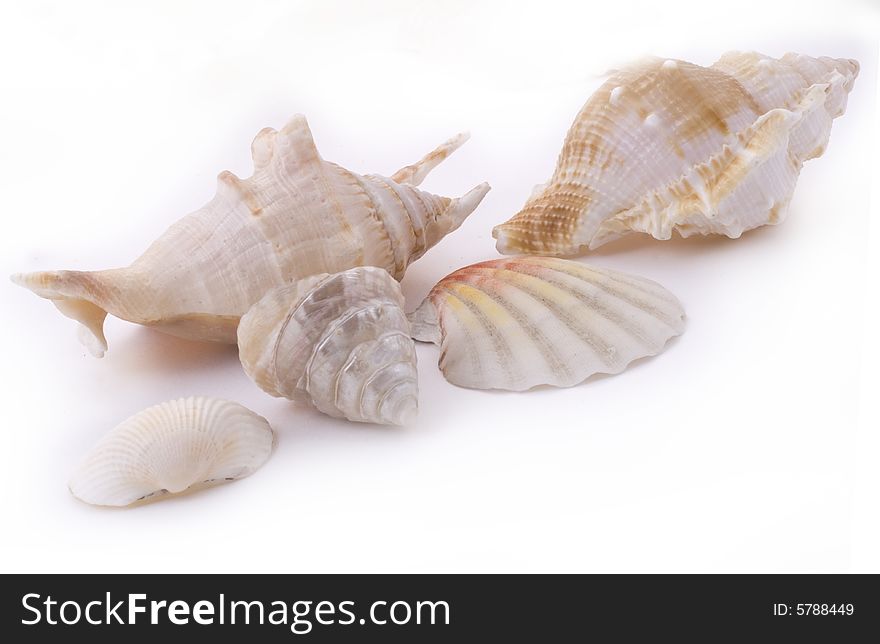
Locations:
493;52;858;255
12;115;490;357
69;397;274;507
409;257;685;391
238;267;418;425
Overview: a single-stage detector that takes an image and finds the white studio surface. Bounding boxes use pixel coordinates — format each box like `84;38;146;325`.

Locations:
1;0;877;573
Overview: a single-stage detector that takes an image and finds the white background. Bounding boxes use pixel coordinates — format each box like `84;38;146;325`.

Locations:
1;0;877;573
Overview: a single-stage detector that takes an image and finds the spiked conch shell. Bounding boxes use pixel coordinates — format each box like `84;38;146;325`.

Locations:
493;52;859;255
69;397;274;506
13;115;490;357
409;257;685;391
238;266;417;425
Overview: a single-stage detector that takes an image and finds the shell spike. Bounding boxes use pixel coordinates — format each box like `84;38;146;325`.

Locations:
250;127;278;170
391;132;471;186
216;170;247;199
11;270;112;357
275;113;322;170
425;182;491;248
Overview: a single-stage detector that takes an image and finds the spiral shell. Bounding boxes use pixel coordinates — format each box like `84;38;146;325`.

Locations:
238;266;417;425
69;397;275;507
409;257;685;390
13;114;489;357
493;52;858;255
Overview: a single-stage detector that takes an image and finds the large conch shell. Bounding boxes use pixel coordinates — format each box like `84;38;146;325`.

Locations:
409;257;685;391
69;397;275;507
493;52;858;255
13;115;490;357
238;266;417;426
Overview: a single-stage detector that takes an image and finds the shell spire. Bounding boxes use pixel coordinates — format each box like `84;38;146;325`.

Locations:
422;181;492;257
493;52;858;255
12;115;489;356
238;266;418;426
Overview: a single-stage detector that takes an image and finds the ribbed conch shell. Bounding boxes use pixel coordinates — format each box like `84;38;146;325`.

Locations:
69;397;274;506
493;52;858;255
238;266;417;425
408;257;685;391
12;114;490;357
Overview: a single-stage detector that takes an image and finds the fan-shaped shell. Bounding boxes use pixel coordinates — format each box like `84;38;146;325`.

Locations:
238;266;418;425
13;114;489;357
69;397;274;507
493;52;858;255
409;257;685;390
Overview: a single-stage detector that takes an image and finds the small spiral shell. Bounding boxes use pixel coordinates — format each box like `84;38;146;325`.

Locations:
238;267;418;426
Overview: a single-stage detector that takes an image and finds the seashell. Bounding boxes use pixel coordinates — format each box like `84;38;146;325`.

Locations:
408;257;684;391
493;52;858;255
69;397;274;506
12;115;490;357
238;266;417;425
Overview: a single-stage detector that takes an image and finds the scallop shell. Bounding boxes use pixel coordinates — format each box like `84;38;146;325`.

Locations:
69;397;274;506
408;257;685;390
12;114;490;357
493;52;858;255
238;266;417;425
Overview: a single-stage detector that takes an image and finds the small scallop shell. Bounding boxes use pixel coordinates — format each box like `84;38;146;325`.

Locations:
13;114;489;357
69;397;274;507
238;266;418;425
493;52;859;255
408;257;685;391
